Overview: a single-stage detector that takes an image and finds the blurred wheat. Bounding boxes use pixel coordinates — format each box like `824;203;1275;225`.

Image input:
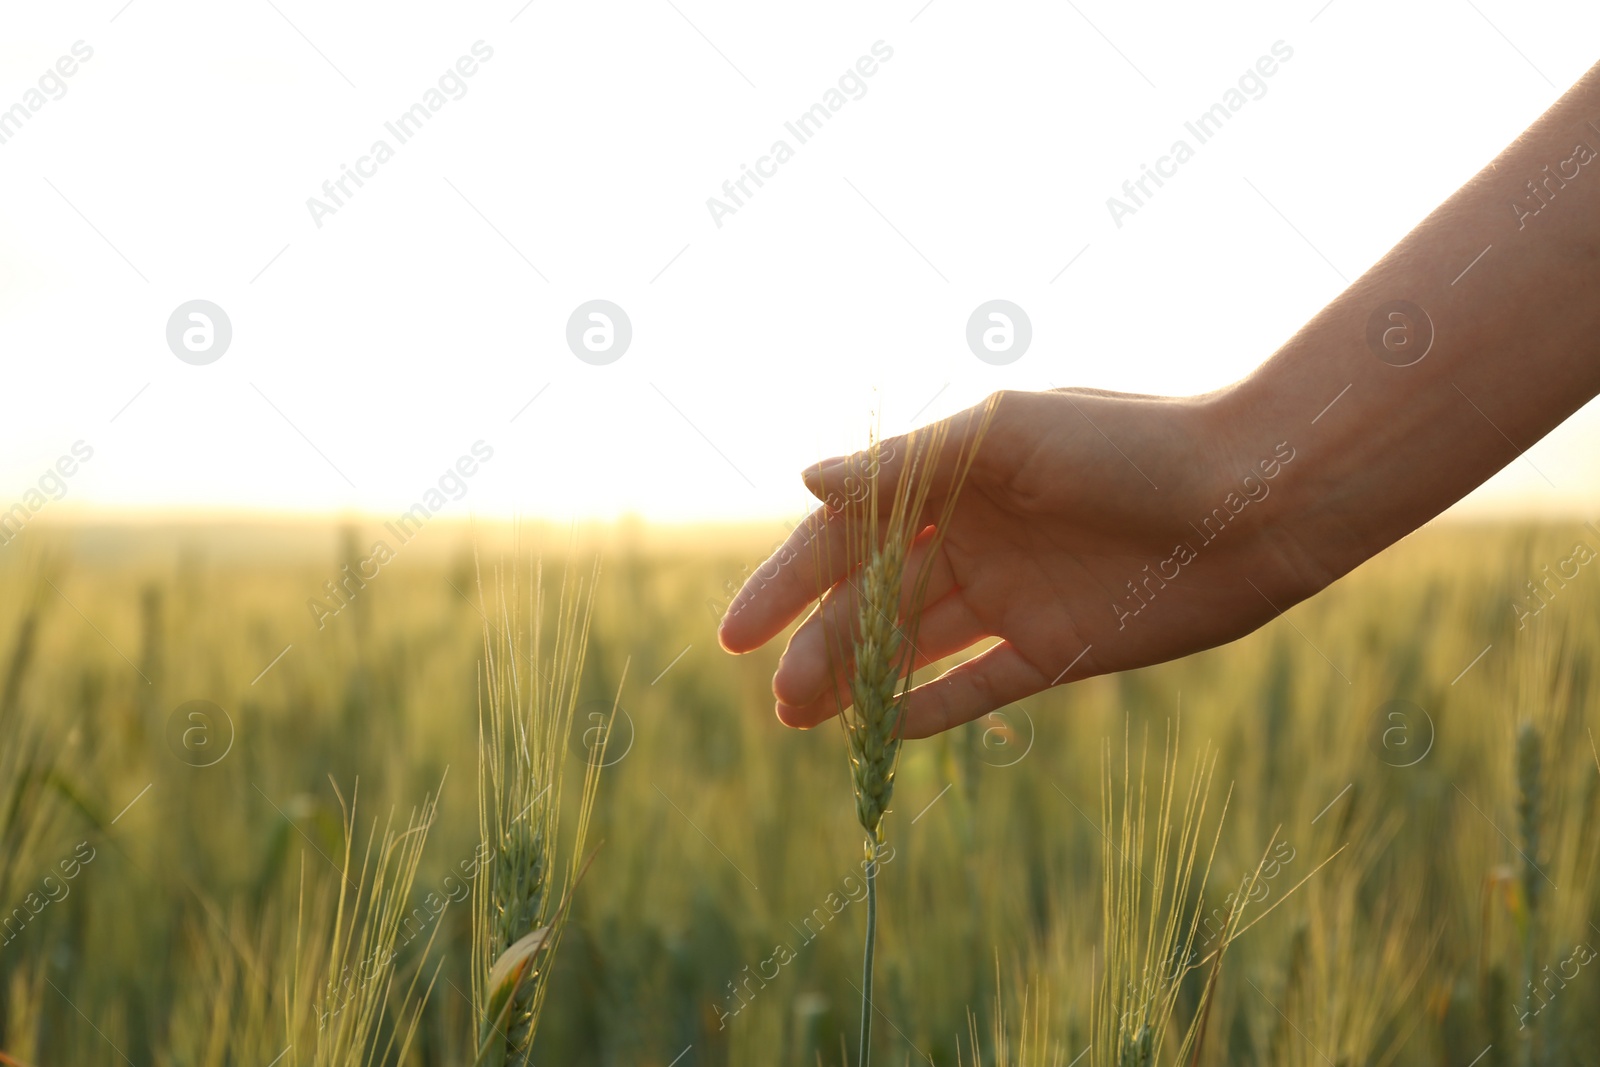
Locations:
471;556;616;1066
0;520;1597;1064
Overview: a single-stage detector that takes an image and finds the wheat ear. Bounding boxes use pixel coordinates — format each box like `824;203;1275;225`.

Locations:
471;554;618;1067
821;398;997;1065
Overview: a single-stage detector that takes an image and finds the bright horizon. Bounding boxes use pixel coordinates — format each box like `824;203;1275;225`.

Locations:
4;0;1599;529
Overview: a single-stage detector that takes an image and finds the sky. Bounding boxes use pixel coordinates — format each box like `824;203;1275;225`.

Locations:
2;0;1598;527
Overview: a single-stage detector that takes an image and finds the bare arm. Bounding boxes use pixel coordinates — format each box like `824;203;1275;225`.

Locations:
1233;58;1600;597
720;59;1600;737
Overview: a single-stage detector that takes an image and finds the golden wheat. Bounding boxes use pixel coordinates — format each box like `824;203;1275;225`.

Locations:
471;554;618;1067
823;399;997;1065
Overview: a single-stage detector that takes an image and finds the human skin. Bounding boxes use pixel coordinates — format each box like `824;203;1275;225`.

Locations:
718;57;1600;739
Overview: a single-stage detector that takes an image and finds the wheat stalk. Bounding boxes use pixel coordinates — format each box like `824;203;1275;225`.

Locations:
1092;721;1229;1067
471;554;618;1067
1515;717;1543;1067
821;400;997;1066
301;776;444;1067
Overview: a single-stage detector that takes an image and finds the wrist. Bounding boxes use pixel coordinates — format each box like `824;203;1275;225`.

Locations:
1194;375;1346;606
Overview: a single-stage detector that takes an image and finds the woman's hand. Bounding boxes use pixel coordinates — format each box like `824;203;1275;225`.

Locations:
717;387;1330;738
718;58;1600;740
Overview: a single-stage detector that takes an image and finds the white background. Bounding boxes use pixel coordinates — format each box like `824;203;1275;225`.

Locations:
2;0;1598;526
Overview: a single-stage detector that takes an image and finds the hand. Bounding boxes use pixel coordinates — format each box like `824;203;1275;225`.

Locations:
722;58;1600;740
716;387;1329;738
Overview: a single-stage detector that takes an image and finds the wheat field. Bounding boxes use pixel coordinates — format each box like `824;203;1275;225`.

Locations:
0;518;1597;1066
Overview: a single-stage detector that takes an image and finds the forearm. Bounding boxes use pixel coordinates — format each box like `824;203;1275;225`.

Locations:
1215;58;1600;594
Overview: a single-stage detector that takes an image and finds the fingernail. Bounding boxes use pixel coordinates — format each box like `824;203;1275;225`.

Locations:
804;455;848;481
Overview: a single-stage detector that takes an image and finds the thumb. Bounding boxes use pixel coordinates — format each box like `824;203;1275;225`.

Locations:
799;448;890;508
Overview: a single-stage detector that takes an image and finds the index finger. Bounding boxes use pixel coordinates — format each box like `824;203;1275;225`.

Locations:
717;503;852;654
719;396;1001;655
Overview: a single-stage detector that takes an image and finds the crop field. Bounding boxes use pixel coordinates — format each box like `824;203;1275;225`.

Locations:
0;519;1597;1066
